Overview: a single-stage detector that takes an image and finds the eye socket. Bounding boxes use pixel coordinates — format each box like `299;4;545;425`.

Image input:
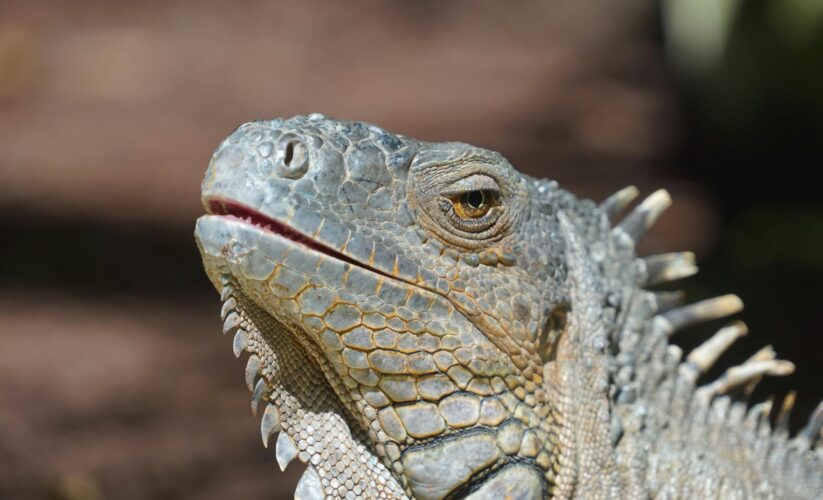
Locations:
453;190;494;219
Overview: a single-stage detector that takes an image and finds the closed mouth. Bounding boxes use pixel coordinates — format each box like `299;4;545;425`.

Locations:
205;199;394;280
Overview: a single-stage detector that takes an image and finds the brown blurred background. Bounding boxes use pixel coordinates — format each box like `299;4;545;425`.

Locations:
1;1;821;499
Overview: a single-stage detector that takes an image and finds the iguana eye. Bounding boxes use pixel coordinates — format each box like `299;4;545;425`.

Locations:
411;165;523;248
452;190;495;219
433;175;506;234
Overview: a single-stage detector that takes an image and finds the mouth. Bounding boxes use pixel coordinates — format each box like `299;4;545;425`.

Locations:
205;198;394;280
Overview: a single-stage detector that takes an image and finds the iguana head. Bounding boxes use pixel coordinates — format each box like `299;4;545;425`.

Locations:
195;114;590;498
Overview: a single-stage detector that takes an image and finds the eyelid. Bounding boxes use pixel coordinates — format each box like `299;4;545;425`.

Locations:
445;204;502;232
441;174;500;197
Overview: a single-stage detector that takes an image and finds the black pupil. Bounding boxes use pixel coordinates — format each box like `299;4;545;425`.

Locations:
466;190;485;209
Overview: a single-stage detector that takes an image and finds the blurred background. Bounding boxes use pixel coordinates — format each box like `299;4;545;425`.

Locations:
1;1;821;498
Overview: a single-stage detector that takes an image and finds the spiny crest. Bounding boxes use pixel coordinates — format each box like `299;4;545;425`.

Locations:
602;186;823;453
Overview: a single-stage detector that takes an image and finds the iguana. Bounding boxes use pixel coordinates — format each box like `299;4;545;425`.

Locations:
194;114;823;499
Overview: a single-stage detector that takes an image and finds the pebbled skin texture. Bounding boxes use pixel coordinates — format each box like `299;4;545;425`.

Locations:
195;115;823;499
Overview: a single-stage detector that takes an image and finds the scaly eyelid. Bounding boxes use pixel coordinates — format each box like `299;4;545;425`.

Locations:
440;174;501;198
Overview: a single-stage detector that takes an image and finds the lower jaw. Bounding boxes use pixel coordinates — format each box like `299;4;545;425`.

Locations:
217;275;409;499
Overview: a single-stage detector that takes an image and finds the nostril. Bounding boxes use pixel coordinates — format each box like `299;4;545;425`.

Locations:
274;136;309;179
284;141;295;167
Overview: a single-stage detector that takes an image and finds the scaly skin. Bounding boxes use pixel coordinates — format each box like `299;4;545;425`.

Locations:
194;115;823;499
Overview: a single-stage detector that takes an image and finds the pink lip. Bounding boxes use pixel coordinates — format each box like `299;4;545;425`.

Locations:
205;199;394;280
